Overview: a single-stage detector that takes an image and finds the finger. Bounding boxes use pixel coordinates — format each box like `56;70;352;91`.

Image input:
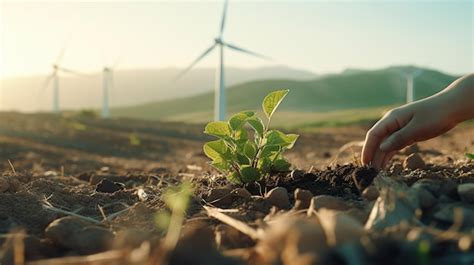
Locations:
361;112;406;165
379;121;419;152
372;148;386;170
382;151;396;169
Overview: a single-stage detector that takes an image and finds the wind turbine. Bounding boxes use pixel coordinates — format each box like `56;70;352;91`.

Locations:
40;47;82;113
176;0;270;121
101;58;120;119
399;67;423;103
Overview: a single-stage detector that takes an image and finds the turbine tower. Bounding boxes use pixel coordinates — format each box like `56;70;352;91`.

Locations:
41;47;82;113
176;0;270;121
405;69;423;103
101;58;120;119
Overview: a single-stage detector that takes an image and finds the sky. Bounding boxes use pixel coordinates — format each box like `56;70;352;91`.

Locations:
0;0;473;79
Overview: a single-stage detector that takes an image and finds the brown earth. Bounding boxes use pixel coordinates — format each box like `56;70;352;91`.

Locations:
0;112;473;264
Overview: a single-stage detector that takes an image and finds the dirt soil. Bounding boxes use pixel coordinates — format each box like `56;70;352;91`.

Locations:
0;112;473;264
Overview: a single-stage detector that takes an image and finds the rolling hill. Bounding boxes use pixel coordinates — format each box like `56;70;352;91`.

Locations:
112;66;458;125
0;65;317;112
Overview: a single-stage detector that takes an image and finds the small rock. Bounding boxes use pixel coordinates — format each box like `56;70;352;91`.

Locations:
310;195;350;211
207;187;233;207
439;179;457;197
75;226;114;254
44;171;58;177
45;217;113;254
0;177;10;193
265;187;290;209
401;144;419;155
317;209;365;246
390;163;403;175
412;179;441;196
362;186;379;201
433;204;474;228
8;178;20;192
415;187;437;209
100;166;110;173
232;188;251;200
95;179;124;193
458;183;474;203
403;153;425;170
294;188;313;209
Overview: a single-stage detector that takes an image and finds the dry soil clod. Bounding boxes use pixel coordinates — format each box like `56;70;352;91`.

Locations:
403;153;426;170
457;183;474;203
265;187;290;209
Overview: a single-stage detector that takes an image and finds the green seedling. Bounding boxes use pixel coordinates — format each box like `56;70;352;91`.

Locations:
129;133;141;146
155;181;194;250
465;153;474;160
203;89;298;184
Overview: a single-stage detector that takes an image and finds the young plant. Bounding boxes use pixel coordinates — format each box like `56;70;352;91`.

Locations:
203;89;298;184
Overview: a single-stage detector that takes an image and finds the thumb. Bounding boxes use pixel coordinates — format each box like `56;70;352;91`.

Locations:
379;122;418;152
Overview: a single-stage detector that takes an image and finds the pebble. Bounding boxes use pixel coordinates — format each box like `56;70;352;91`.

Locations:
45;216;114;254
458;183;474;203
294;188;313;209
265;187;290;209
95;179;124;193
401;144;419;155
362;186;379;201
44;171;58;177
390;163;403;175
310;195;350;211
0;177;10;193
403;153;426;170
232;188;251;200
433;204;474;228
416;187;437;209
207;187;233;206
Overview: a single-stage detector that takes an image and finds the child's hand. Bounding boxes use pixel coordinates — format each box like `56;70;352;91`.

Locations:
361;74;474;170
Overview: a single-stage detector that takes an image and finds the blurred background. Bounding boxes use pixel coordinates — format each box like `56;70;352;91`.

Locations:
1;0;472;127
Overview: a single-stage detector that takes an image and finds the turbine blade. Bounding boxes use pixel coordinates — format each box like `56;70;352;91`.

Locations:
58;67;84;76
40;73;54;94
223;42;271;60
219;0;229;36
175;44;217;80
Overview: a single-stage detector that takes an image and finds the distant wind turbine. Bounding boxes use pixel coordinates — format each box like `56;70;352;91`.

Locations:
101;57;120;119
176;0;271;121
397;67;423;103
40;46;83;113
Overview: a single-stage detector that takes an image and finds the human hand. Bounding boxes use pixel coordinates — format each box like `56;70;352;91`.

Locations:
361;94;457;170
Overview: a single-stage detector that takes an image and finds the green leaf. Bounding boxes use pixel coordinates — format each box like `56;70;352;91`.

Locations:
260;145;280;158
210;160;229;172
258;157;272;176
272;159;291;172
227;172;242;184
204;121;231;138
262;89;289;119
229;111;255;131
265;130;299;149
163;181;193;213
244;142;257;159
235;128;248;141
247;117;265;137
240;166;260;183
236;153;251;165
465;153;474;160
203;139;228;161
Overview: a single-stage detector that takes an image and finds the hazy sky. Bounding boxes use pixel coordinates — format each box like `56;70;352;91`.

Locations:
1;0;473;79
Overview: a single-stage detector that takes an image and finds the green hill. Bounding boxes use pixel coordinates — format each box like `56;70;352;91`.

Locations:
112;66;457;125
